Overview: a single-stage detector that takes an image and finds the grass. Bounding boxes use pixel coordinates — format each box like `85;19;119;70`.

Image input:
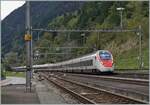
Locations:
142;47;149;69
115;46;149;70
5;71;25;77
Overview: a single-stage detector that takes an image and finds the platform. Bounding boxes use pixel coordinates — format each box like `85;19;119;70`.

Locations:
1;76;79;104
1;84;40;104
0;77;25;86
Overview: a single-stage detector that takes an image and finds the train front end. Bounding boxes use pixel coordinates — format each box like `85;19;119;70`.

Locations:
96;50;114;73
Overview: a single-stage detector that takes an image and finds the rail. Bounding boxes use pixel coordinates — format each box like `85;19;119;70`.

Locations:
40;73;148;104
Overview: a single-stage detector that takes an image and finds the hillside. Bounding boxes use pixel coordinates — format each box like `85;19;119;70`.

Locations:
35;1;149;69
2;1;84;56
2;1;149;69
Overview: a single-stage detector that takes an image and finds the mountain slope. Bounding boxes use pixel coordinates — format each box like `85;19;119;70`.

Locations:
2;1;84;56
2;1;149;69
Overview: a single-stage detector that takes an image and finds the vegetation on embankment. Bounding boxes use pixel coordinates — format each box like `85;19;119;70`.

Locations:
1;63;25;78
115;45;149;69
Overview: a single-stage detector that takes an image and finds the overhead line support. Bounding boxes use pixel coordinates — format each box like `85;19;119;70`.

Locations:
25;1;32;92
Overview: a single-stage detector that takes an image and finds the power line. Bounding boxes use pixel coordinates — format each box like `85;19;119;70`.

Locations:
37;53;74;55
32;28;139;33
34;46;89;50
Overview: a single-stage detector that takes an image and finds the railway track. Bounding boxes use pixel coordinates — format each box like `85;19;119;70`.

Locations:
114;72;149;79
40;73;148;104
50;72;149;103
58;73;149;86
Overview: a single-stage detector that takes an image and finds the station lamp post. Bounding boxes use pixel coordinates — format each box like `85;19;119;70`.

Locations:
116;7;125;29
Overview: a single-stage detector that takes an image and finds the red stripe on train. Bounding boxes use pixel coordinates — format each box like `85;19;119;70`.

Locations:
101;60;113;67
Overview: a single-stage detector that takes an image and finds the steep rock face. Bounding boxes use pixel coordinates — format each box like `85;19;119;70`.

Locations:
2;1;84;56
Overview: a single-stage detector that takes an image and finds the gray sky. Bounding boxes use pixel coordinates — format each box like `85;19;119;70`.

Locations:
1;1;25;20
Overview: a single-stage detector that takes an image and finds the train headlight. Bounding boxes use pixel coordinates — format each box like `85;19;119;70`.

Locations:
100;61;104;65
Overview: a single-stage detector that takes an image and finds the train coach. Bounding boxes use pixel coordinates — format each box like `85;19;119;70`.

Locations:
34;50;114;73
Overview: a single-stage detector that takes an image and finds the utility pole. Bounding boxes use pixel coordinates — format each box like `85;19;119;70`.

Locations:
97;32;100;49
38;31;40;41
138;25;143;70
24;1;32;92
31;26;33;81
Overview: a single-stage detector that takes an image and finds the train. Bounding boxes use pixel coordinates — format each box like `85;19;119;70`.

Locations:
13;50;114;73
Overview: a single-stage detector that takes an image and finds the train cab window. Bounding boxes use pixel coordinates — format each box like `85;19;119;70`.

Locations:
99;52;111;60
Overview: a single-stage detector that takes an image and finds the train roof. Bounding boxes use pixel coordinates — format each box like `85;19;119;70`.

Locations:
52;50;110;65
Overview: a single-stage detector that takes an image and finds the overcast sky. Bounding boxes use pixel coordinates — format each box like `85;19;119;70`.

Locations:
1;1;25;20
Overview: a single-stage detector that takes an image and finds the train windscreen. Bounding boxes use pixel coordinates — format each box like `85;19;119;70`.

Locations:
99;52;112;60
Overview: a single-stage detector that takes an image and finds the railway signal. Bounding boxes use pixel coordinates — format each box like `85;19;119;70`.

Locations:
24;34;32;41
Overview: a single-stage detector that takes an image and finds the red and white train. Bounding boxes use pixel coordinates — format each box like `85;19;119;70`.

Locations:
13;50;114;73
